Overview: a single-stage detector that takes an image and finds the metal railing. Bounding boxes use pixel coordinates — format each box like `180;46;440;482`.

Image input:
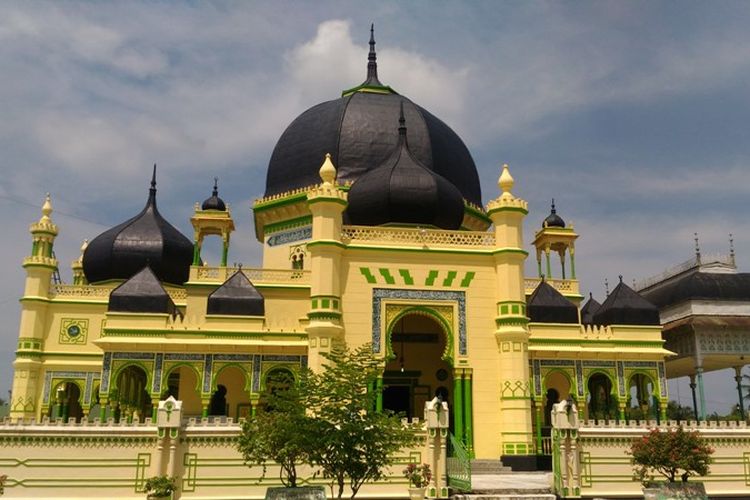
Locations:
446;433;472;491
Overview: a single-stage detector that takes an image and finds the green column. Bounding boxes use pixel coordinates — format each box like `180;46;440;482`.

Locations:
696;367;706;420
192;241;201;265
221;241;229;267
534;400;543;454
151;399;159;421
545;249;552;278
453;373;464;443
376;376;383;413
202;402;209;418
570;248;576;279
536;254;543;277
464;373;474;457
99;401;107;421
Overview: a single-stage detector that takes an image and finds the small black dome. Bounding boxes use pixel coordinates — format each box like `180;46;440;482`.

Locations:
527;280;579;323
83;168;194;285
201;178;226;211
207;271;265;316
580;293;601;324
543;200;565;228
264;29;481;206
346;106;465;230
593;278;661;326
108;266;175;314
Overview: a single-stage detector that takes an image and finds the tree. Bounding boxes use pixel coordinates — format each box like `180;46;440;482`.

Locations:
665;400;694;421
236;372;313;488
306;343;421;499
629;427;713;484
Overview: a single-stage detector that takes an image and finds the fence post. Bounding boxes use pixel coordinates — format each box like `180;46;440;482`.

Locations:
552;398;581;498
424;397;450;498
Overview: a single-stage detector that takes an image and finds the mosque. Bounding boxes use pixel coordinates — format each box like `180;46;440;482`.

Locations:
9;28;675;472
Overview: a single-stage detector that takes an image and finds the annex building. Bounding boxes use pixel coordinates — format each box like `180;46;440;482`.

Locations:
11;29;747;500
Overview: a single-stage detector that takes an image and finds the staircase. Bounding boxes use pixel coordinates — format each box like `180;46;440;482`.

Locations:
451;461;555;500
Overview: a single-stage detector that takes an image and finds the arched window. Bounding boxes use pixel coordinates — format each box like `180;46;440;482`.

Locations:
290;246;305;270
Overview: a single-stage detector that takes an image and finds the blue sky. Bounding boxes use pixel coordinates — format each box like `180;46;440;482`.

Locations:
1;1;749;412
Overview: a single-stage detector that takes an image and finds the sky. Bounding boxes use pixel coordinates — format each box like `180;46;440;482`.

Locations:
1;1;749;413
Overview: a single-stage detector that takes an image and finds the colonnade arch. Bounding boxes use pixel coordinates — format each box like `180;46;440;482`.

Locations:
48;381;83;422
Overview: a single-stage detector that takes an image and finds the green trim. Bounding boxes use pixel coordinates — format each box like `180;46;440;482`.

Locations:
459;271;475;287
21;263;57;270
463;203;491;224
341;83;397;96
253;192;308;212
398;269;414;285
306;240;346;250
102;329;307;339
348;244;492;255
442;271;457;287
529;337;664;348
378;268;395;285
486;205;529;216
264;216;312;235
307;196;347;207
425;270;439;286
359;267;377;284
492;248;529;256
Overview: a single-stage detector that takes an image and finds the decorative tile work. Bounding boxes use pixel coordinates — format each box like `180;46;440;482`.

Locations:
113;352;155;361
214;354;253;362
42;371;92;404
617;362;625;396
83;372;100;405
101;352;112;393
539;359;575;367
575;360;584;397
252;355;261;392
582;361;616;368
262;355;303;362
153;353;164;394
267;226;312;247
202;354;213;394
301;355;308;368
658;362;667;397
371;288;467;355
533;359;542;396
59;318;88;345
623;361;657;369
697;331;750;354
164;353;204;361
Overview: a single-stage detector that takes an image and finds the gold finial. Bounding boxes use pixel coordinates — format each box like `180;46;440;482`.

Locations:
80;239;88;256
40;193;53;222
498;163;514;197
319;153;337;186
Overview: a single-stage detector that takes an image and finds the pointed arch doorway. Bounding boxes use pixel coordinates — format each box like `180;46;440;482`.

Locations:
383;312;454;427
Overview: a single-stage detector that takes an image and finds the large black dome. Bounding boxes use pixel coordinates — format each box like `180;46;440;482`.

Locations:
83;168;194;285
264;30;481;206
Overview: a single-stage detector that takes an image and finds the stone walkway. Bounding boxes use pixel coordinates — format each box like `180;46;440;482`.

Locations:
451;472;555;500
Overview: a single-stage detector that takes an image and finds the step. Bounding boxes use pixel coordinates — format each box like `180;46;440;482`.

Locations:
470;459;512;474
452;495;556;500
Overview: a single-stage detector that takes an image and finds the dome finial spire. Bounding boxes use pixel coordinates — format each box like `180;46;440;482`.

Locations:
150;164;157;197
213;177;219;197
319;153;337;187
551;199;556;214
498;163;514;198
362;23;383;87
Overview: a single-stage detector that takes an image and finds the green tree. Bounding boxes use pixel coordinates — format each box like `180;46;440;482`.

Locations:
665;400;695;421
307;343;421;499
629;427;713;484
236;372;313;487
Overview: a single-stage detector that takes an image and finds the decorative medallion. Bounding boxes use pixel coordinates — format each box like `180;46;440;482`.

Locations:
59;318;88;344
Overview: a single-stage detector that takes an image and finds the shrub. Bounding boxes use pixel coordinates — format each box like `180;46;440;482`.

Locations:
143;475;177;497
0;474;6;496
629;427;713;484
403;463;431;488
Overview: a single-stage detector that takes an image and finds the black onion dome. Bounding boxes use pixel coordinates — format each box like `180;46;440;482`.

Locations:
543;199;565;228
346;105;465;229
207;271;265;316
580;293;601;325
83;167;194;285
527;280;579;324
593;278;661;326
108;266;175;314
264;28;481;206
202;178;226;211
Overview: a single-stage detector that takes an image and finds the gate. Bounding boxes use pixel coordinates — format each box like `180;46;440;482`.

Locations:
446;433;471;491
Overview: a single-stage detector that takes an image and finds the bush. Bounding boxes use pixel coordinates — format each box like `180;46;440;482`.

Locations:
403;463;431;488
143;475;177;497
629;427;713;484
0;474;6;496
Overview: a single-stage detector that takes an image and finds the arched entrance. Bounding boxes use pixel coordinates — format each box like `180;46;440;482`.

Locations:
161;365;202;417
627;373;658;421
49;381;83;422
113;365;150;422
383;313;453;423
543;371;572;427
587;372;617;421
211;366;251;418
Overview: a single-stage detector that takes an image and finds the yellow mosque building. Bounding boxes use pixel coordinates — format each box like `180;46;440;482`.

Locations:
8;29;674;475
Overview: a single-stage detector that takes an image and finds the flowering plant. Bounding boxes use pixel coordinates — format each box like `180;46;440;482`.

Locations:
628;427;713;484
0;474;6;496
402;463;431;488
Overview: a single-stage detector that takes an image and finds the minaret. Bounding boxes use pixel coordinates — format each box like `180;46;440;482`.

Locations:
190;177;235;268
11;194;60;420
71;239;88;285
486;165;534;467
305;154;347;371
